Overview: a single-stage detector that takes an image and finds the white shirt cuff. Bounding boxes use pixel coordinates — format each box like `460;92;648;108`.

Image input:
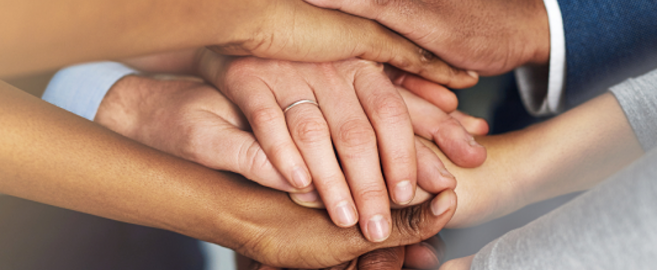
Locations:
42;62;138;121
515;0;567;116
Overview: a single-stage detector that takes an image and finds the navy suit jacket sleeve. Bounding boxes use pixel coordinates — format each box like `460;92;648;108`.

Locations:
558;0;657;109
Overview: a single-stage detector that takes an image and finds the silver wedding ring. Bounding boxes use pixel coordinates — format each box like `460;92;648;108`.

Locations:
283;99;319;113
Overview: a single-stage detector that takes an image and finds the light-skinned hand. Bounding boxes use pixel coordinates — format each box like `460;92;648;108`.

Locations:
121;49;486;241
96;70;470;242
95;75;459;268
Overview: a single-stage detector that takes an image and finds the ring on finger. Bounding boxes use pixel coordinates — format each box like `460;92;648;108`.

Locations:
283;99;319;114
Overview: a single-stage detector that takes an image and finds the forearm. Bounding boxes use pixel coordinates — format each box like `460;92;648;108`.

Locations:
510;93;642;203
422;92;642;227
472;147;657;269
0;0;267;77
0;81;242;246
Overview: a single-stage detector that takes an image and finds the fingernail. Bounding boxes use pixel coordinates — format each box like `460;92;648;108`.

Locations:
294;191;319;203
467;135;484;148
368;215;390;242
335;201;358;227
394;180;414;205
438;167;455;180
431;191;455;216
292;167;311;188
467;70;479;79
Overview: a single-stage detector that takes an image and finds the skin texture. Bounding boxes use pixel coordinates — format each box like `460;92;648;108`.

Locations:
97;69;634;270
236;235;446;270
95;71;467;243
426;93;643;229
93;74;493;269
0;0;477;89
417;93;642;268
0;80;457;268
95;75;478;270
121;49;486;241
303;0;551;76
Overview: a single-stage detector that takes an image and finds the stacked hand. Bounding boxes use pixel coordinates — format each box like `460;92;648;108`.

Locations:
303;0;551;75
122;48;487;242
95;73;465;268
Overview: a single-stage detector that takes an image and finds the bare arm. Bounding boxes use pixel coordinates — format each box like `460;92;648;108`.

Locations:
415;92;643;228
0;80;456;268
0;0;476;88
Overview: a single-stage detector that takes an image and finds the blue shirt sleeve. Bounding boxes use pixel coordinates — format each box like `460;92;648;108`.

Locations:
42;61;138;121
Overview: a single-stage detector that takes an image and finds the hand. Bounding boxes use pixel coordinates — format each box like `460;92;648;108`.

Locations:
237;235;446;270
416;93;643;229
303;0;551;76
200;54;485;242
94;74;459;268
95;75;304;192
209;0;479;88
121;49;485;239
192;173;457;269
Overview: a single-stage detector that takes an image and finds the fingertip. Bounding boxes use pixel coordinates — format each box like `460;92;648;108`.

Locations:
467;70;479;80
477;120;490;135
332;200;359;228
447;69;479;89
289;190;325;209
392;180;415;205
431;189;457;217
291;166;312;188
366;214;392;242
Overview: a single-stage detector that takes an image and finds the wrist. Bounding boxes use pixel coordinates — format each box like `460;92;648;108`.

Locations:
526;0;551;65
94;75;148;138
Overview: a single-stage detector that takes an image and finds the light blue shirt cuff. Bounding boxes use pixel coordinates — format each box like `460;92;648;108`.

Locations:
42;61;138;121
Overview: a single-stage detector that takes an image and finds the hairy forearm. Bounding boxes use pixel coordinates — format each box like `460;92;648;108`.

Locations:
422;92;643;227
0;0;267;77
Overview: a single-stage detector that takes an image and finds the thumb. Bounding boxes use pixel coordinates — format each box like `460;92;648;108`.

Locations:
384;189;457;247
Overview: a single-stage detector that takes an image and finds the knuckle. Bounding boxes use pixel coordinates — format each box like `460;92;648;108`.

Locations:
249;106;282;128
430;117;462;139
240;140;271;176
392;205;425;240
267;141;293;162
386;149;415;167
293;117;330;145
316;172;347;188
370;92;409;123
178;124;209;164
337;119;377;149
419;48;436;64
354;182;388;203
391;54;413;70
